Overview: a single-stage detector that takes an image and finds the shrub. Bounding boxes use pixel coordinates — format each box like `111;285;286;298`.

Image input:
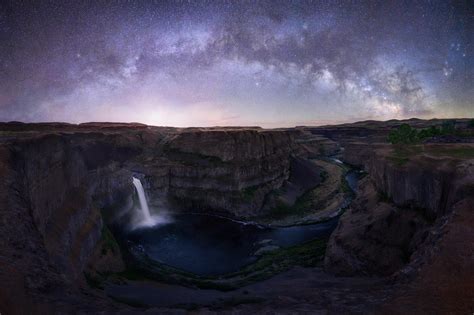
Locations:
418;126;441;139
388;124;419;144
441;120;456;134
388;121;460;144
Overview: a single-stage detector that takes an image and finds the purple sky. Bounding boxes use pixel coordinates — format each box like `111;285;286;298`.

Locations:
1;1;472;127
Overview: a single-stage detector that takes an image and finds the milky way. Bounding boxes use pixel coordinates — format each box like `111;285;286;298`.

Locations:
0;1;472;127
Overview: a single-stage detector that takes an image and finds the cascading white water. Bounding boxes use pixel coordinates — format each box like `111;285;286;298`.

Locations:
130;176;173;229
132;177;153;225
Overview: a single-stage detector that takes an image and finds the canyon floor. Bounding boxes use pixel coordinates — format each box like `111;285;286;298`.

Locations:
0;119;473;314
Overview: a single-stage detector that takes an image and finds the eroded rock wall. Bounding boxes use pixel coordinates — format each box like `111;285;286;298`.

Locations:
139;129;299;217
325;177;429;276
0;126;312;312
342;143;458;218
326;142;474;276
0;131;146;312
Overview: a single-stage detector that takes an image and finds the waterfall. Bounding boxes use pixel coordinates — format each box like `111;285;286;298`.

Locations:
132;177;153;224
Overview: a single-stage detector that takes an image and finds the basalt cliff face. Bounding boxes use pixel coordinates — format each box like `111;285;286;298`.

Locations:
325;142;474;276
0;130;143;313
0;123;314;313
321;124;474;313
342;143;466;218
141;128;298;217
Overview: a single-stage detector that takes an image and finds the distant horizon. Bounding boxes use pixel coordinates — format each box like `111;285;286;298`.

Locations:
1;116;472;129
2;2;471;127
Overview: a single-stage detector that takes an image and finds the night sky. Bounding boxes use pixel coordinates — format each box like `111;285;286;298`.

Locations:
1;1;472;127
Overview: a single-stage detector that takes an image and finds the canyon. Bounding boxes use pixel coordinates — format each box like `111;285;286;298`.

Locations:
0;119;473;314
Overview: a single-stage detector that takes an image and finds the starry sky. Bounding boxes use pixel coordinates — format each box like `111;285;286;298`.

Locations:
1;1;472;127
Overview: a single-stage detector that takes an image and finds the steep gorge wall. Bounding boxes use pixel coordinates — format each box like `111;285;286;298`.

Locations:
0;127;306;312
0;132;145;312
325;142;474;276
141;129;299;217
342;143;469;217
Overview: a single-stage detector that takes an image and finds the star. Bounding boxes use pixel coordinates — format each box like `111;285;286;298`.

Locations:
1;1;471;125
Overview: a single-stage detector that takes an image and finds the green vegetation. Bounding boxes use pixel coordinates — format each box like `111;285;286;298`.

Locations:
417;126;443;139
84;271;105;289
378;191;393;203
388;155;409;166
241;185;259;201
388;145;423;166
388;144;474;166
319;170;328;182
425;146;474;159
83;225;122;290
256;161;352;224
440;120;455;133
111;238;327;292
265;193;318;220
101;225;120;256
388;124;420;144
266;201;299;220
469;119;474;128
162;144;224;166
219;238;327;285
318;146;326;156
340;173;352;193
387;121;472;145
261;180;338;221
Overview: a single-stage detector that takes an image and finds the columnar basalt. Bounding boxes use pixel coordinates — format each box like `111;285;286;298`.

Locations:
0;124;314;312
325;141;474;276
128;128;301;217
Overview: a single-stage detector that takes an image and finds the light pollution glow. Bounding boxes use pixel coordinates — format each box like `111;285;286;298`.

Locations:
1;1;472;127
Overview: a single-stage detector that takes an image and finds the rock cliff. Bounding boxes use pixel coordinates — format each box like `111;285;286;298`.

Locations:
0;130;145;312
0;123;312;312
143;128;298;217
325;142;474;276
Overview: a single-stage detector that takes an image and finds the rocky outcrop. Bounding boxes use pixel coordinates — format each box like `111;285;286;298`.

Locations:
166;128;295;162
292;129;340;158
325;177;429;276
378;196;474;314
0;130;146;313
342;143;471;218
0;124;315;312
325;141;474;276
133;128;300;217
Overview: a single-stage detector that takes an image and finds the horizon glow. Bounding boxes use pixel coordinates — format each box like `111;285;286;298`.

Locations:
1;1;472;127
